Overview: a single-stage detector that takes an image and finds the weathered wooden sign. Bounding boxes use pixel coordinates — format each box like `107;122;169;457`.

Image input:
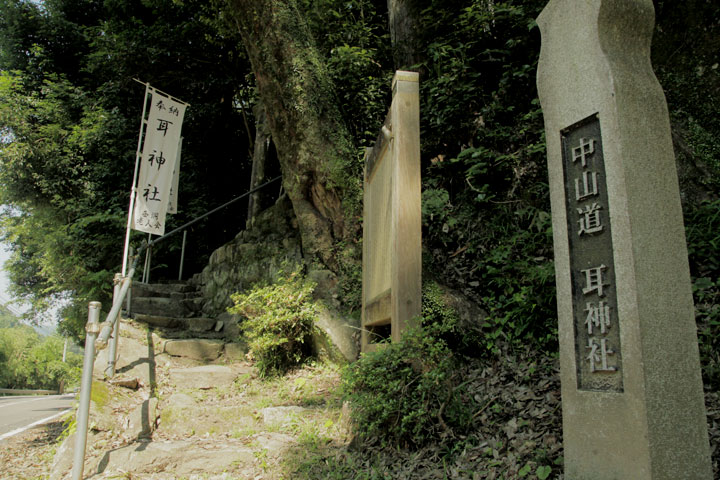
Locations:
361;71;421;352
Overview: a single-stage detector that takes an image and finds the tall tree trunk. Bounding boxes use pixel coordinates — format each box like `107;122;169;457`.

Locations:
230;0;359;272
387;0;421;70
246;103;270;228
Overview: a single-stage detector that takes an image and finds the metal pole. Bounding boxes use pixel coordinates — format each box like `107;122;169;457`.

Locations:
72;301;101;480
178;230;187;281
126;247;133;317
105;273;122;378
142;242;151;284
122;83;151;277
146;244;152;284
96;270;135;350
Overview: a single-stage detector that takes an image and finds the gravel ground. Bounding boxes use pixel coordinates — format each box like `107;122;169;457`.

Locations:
0;419;67;480
1;362;718;480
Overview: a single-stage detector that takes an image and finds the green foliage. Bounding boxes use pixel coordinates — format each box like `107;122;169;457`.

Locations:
229;270;318;377
343;285;476;448
475;208;556;352
419;1;546;158
0;325;81;390
686;199;720;389
0;304;22;328
0;0;256;338
0;323;37;388
423;175;557;354
0;72;121;330
300;0;392;148
653;1;720;138
414;1;556;355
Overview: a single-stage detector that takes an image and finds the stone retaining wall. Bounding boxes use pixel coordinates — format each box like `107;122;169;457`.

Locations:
190;196;303;317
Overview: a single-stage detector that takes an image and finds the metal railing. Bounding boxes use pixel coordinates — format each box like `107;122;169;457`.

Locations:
0;388;63;396
140;175;282;283
71;175;282;479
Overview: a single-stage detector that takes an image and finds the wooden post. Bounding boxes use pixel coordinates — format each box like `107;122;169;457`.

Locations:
390;71;421;342
361;71;421;351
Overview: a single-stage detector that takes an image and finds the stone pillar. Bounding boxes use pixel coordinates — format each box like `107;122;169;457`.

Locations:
536;1;712;479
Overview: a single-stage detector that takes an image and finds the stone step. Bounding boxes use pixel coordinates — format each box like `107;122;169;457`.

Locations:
150;328;227;341
131;282;198;299
86;439;257;479
169;365;241;389
163;338;226;361
134;313;218;332
89;433;297;479
130;296;200;318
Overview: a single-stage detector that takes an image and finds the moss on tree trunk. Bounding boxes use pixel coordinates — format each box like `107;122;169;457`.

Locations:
387;0;422;70
230;0;361;273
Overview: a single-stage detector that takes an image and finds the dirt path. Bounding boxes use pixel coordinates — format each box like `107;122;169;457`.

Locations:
5;317;719;479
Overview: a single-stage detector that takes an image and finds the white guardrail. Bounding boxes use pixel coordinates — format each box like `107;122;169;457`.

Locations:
0;388;62;396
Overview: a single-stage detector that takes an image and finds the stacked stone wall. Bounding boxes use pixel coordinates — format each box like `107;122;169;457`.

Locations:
190;196;303;317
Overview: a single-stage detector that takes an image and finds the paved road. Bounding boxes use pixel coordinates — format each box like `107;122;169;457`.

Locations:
0;394;75;441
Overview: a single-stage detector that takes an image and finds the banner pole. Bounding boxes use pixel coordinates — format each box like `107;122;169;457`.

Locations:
133;77;190;107
122;82;152;276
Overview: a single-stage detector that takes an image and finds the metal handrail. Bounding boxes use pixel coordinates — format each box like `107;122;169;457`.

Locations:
72;252;140;480
71;175;283;479
140;175;282;282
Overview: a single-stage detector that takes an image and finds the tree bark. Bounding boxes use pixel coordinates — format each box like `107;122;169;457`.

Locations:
387;0;422;70
230;0;359;271
246;103;270;228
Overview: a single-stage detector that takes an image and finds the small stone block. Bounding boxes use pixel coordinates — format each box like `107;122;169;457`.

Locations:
224;342;246;362
109;377;139;390
164;339;225;361
260;406;306;426
170;365;236;390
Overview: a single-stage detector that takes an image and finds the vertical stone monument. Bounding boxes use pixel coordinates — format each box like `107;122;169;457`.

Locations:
536;1;712;478
361;71;421;352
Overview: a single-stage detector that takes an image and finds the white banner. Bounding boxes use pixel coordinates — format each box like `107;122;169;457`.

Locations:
167;136;182;214
132;89;186;235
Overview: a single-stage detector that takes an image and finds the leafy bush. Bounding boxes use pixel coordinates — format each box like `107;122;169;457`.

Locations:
423;183;557;354
342;284;476;448
686;199;720;388
229;270;318;377
414;0;557;356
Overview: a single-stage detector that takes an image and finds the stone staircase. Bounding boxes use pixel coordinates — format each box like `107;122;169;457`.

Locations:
129;281;228;340
51;316;270;480
45;198;357;478
124;281;244;364
49;313;349;480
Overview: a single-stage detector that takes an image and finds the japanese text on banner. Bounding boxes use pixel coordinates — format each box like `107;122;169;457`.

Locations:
132;90;186;235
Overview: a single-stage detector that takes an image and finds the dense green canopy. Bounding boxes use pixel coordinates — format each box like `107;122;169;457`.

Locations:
0;1;717;382
0;0;256;340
